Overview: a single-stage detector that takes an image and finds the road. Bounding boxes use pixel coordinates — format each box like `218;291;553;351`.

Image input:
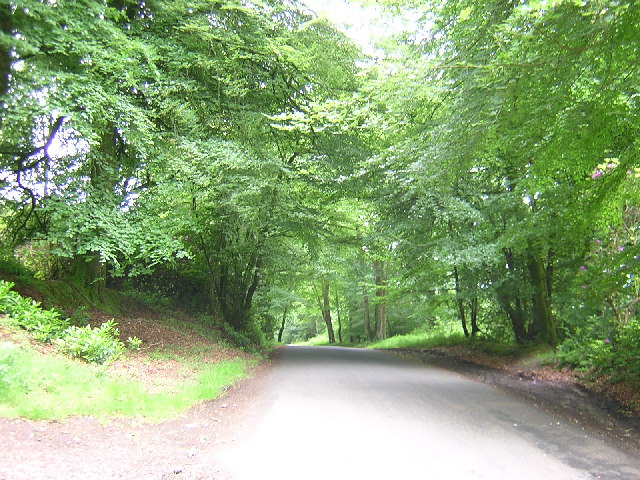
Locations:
217;345;640;480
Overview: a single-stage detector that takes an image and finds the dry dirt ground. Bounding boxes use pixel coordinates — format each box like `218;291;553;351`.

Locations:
2;313;640;479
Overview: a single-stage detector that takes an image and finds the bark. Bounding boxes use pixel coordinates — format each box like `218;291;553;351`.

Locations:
335;291;343;343
362;285;371;341
70;253;106;302
210;227;263;332
498;291;527;343
277;306;288;343
0;4;11;104
374;261;387;341
322;280;336;343
68;128;116;302
500;248;528;343
528;254;557;346
453;266;470;337
470;297;480;336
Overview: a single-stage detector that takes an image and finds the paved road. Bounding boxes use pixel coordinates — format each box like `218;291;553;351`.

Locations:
217;346;640;480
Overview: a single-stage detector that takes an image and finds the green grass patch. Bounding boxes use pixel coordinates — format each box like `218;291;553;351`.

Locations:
367;331;467;350
0;341;247;421
297;333;331;346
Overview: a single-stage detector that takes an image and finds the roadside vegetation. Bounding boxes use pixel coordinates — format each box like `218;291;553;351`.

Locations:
0;279;252;421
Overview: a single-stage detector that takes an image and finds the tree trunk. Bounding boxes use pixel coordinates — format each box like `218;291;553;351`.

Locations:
336;295;343;343
374;261;387;341
528;254;557;346
498;291;527;343
500;248;529;343
470;297;480;336
453;266;470;337
277;306;288;343
0;4;11;128
70;253;106;302
362;285;371;341
322;280;336;343
67;128;117;303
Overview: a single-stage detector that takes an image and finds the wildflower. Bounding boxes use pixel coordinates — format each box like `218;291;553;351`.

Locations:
617;246;624;252
579;265;587;271
592;170;603;179
604;338;611;344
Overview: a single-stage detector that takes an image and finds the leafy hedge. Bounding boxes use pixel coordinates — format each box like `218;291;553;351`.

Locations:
557;315;640;387
0;281;132;364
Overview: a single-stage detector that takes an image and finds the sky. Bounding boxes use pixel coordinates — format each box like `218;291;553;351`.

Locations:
301;0;418;55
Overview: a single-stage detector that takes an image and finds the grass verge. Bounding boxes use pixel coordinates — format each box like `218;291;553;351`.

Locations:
0;341;247;421
367;331;467;350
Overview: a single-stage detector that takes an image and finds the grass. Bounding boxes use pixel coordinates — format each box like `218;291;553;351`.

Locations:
297;330;468;349
0;341;247;421
367;331;467;350
298;333;331;346
299;329;553;363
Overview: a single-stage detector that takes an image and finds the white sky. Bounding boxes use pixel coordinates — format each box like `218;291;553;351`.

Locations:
302;0;418;55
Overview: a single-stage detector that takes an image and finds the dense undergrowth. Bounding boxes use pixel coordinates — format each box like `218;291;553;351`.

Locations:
0;279;251;421
0;280;130;364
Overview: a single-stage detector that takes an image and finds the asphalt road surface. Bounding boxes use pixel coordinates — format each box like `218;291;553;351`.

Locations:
218;345;640;480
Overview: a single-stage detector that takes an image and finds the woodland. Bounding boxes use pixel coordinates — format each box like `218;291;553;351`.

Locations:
1;0;640;383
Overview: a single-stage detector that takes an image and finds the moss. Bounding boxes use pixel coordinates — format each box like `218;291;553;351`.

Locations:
0;270;125;316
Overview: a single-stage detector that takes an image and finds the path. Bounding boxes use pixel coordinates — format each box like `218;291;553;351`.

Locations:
217;345;640;480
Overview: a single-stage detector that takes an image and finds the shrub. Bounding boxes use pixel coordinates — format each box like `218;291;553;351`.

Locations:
0;281;70;341
557;315;640;387
56;319;125;365
68;306;91;327
220;318;268;353
0;250;34;277
0;281;124;365
126;336;142;351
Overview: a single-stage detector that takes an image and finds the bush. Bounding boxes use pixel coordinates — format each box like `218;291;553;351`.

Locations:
0;254;31;276
0;281;70;341
0;280;124;365
557;314;640;387
126;336;142;351
220;317;268;353
68;306;90;327
55;319;125;365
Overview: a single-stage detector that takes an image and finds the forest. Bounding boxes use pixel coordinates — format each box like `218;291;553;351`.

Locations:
1;0;639;384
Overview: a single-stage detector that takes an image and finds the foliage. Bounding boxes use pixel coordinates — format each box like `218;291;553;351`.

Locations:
0;281;70;342
126;336;142;351
558;318;640;388
368;330;467;350
55;319;125;365
2;0;640;376
0;280;124;364
0;341;247;420
220;319;269;354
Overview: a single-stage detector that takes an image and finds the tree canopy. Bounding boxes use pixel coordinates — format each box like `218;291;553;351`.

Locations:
2;0;640;376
